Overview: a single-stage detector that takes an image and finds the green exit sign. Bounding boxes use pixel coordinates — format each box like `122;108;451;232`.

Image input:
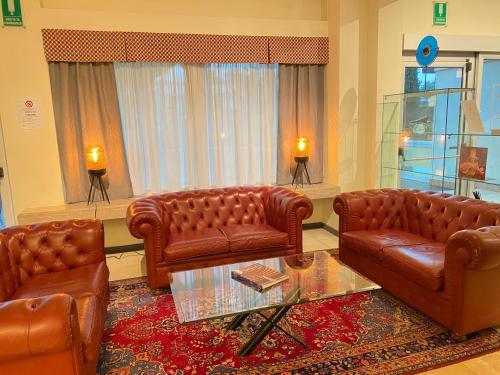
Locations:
2;0;23;27
433;2;447;26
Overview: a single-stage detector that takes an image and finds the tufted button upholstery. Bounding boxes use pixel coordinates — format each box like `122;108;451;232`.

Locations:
334;189;500;338
0;219;109;375
161;190;268;234
1;220;105;286
127;186;313;288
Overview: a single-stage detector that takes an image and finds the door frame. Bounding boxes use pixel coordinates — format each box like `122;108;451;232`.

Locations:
0;114;15;227
473;53;500;201
401;54;476;91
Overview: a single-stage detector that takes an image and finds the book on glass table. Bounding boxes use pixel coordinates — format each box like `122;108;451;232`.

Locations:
231;263;289;292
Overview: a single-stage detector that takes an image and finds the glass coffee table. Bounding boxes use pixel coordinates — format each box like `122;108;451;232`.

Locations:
170;249;380;356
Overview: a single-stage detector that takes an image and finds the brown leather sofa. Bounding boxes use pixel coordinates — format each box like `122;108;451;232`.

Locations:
0;220;109;375
334;189;500;340
127;186;313;288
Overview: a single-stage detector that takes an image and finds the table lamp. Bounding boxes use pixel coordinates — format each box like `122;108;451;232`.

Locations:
86;145;110;204
291;136;311;186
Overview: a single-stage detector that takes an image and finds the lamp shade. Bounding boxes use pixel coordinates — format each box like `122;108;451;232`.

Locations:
295;136;309;157
85;145;105;170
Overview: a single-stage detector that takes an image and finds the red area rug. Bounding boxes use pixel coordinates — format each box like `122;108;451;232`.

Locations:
98;277;500;374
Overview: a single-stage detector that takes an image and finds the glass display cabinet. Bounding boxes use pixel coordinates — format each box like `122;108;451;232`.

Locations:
380;88;500;202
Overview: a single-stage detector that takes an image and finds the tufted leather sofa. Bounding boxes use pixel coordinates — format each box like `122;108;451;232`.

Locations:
127;186;313;288
334;189;500;339
0;220;109;375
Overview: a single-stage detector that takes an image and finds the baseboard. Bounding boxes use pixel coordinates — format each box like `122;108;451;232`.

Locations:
303;222;339;236
106;223;338;254
302;222;324;230
105;243;144;254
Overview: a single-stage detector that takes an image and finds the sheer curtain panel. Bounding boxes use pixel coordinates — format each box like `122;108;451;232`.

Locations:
49;62;133;203
114;63;278;195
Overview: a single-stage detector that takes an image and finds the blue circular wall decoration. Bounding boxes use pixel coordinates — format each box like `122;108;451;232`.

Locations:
416;35;439;67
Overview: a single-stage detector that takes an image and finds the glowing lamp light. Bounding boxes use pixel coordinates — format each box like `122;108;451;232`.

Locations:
85;145;105;171
295;137;309;158
401;131;412;144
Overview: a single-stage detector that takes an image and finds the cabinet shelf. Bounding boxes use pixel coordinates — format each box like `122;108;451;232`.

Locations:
384;131;500;137
383;167;500;188
380;87;499;199
384;87;474;99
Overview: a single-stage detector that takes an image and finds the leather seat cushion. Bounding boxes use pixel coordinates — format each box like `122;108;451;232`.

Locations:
75;295;104;364
342;230;431;259
221;224;289;251
12;262;109;306
164;228;229;262
382;242;445;291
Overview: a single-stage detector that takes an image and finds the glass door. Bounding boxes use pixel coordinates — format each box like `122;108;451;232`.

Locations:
475;55;500;202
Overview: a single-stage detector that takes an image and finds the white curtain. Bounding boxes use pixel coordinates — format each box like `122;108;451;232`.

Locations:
114;62;278;195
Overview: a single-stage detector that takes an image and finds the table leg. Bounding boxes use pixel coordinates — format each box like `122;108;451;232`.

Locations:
239;304;293;356
226;312;251;331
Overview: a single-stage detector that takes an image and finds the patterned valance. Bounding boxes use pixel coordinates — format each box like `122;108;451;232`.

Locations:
42;29;127;62
41;29;329;65
269;36;329;64
126;33;269;63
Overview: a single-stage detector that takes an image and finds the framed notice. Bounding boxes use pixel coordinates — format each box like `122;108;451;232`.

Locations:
458;146;488;180
17;98;42;129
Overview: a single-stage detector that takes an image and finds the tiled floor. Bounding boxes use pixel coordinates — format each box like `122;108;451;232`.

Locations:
105;229;499;374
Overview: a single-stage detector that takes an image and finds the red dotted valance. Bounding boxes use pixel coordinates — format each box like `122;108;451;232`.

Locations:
42;29;329;65
42;29;127;62
126;32;269;63
269;36;329;64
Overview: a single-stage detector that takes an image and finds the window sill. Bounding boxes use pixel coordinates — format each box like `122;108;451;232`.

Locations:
17;183;339;225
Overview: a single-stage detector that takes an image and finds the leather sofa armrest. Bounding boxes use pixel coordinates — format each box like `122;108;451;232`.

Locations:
127;198;166;245
333;189;407;234
0;294;83;364
267;187;313;249
127;198;167;288
445;226;500;271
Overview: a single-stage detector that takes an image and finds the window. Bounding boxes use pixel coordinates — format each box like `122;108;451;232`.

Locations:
114;62;279;195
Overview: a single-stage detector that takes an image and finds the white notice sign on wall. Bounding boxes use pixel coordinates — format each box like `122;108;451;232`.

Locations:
17;98;42;129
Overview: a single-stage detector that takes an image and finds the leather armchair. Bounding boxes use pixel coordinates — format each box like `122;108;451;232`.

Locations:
334;189;500;339
0;220;109;375
128;186;313;288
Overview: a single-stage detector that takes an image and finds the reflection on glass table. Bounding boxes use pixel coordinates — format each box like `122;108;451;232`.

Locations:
170;249;379;355
170;250;379;324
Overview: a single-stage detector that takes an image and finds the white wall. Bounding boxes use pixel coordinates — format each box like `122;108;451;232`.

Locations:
327;0;378;193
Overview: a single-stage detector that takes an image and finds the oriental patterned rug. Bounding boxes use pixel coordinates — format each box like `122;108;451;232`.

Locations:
98;277;500;375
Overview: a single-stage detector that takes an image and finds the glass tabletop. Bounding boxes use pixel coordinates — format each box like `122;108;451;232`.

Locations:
170;250;380;324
